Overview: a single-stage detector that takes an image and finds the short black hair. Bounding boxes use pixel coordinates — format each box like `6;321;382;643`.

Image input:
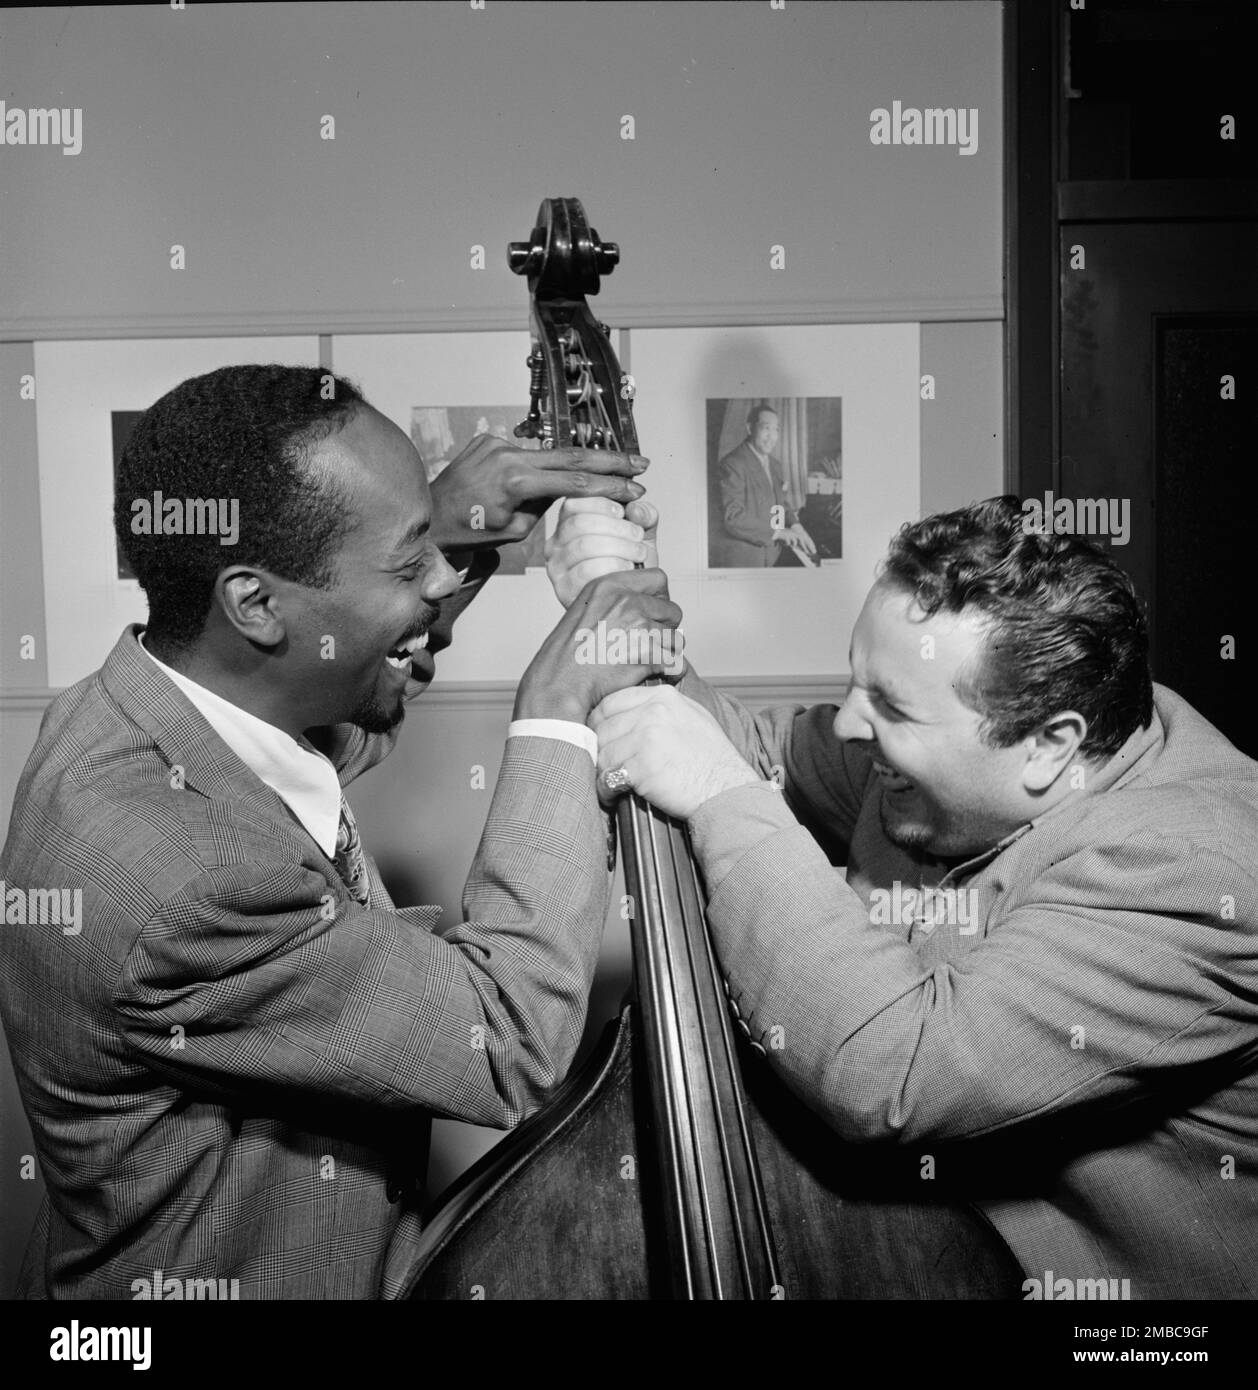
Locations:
746;403;778;433
880;496;1153;759
115;364;364;652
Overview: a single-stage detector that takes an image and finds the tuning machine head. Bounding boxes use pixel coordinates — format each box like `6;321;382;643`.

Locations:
508;198;619;297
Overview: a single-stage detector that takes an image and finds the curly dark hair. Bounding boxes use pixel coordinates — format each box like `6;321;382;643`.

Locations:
880;496;1153;759
115;364;364;652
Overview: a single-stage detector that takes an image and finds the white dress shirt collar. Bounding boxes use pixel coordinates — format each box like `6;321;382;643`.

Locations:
138;633;342;857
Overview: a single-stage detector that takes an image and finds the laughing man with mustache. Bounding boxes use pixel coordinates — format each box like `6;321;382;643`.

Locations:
548;493;1258;1300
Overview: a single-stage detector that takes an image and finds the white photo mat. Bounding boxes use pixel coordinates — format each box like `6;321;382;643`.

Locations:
629;324;920;679
34;338;321;690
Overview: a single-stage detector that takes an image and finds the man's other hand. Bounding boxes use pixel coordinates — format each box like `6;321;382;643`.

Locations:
789;521;818;556
773;523;817;557
546;497;660;608
429;435;649;552
514;570;681;725
590;685;760;819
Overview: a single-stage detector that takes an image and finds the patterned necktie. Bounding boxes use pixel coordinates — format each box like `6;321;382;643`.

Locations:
334;795;371;905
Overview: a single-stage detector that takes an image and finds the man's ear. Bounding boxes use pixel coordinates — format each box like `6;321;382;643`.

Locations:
217;568;285;649
1023;710;1088;793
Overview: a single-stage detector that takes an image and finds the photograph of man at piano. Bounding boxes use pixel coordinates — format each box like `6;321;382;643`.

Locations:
707;398;841;569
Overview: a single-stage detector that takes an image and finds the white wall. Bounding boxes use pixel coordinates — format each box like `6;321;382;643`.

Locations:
0;1;1002;335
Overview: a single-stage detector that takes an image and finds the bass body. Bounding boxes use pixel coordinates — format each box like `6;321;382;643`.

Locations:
405;1007;1023;1300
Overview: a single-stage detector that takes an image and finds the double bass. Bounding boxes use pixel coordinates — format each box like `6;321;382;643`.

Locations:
404;199;1024;1300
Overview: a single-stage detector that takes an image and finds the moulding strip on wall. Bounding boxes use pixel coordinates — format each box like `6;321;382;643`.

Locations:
0;296;1003;344
0;676;850;717
1057;179;1258;224
0;689;63;715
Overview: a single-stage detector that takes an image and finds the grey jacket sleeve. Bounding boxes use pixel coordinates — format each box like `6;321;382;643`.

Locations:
688;786;1255;1148
676;667;868;862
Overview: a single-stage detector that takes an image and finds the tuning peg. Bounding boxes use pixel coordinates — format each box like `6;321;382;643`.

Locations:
508;238;545;279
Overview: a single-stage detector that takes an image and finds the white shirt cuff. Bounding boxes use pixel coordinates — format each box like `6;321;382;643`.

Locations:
507;719;597;765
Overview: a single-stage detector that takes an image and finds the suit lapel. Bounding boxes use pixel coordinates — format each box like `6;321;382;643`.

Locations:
98;626;320;841
740;441;778;510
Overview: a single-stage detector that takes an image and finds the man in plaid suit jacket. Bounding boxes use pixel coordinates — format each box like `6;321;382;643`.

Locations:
0;365;671;1299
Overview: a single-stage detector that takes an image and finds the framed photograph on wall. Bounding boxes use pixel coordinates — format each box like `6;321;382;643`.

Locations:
706;396;843;570
627;324;920;680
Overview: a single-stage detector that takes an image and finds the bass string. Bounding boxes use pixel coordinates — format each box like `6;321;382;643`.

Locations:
576;270;772;1296
658;805;764;1296
625;790;701;1297
599;355;724;1292
638;793;778;1297
686;845;782;1294
573;342;620;445
635;792;727;1297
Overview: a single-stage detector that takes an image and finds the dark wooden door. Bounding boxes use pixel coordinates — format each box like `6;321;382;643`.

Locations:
1009;0;1257;757
1154;314;1254;749
1059;222;1256;754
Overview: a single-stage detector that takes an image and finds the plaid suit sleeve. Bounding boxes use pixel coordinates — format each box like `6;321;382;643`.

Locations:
113;737;608;1128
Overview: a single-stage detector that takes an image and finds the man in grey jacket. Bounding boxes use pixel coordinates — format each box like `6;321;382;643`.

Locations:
551;493;1258;1300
